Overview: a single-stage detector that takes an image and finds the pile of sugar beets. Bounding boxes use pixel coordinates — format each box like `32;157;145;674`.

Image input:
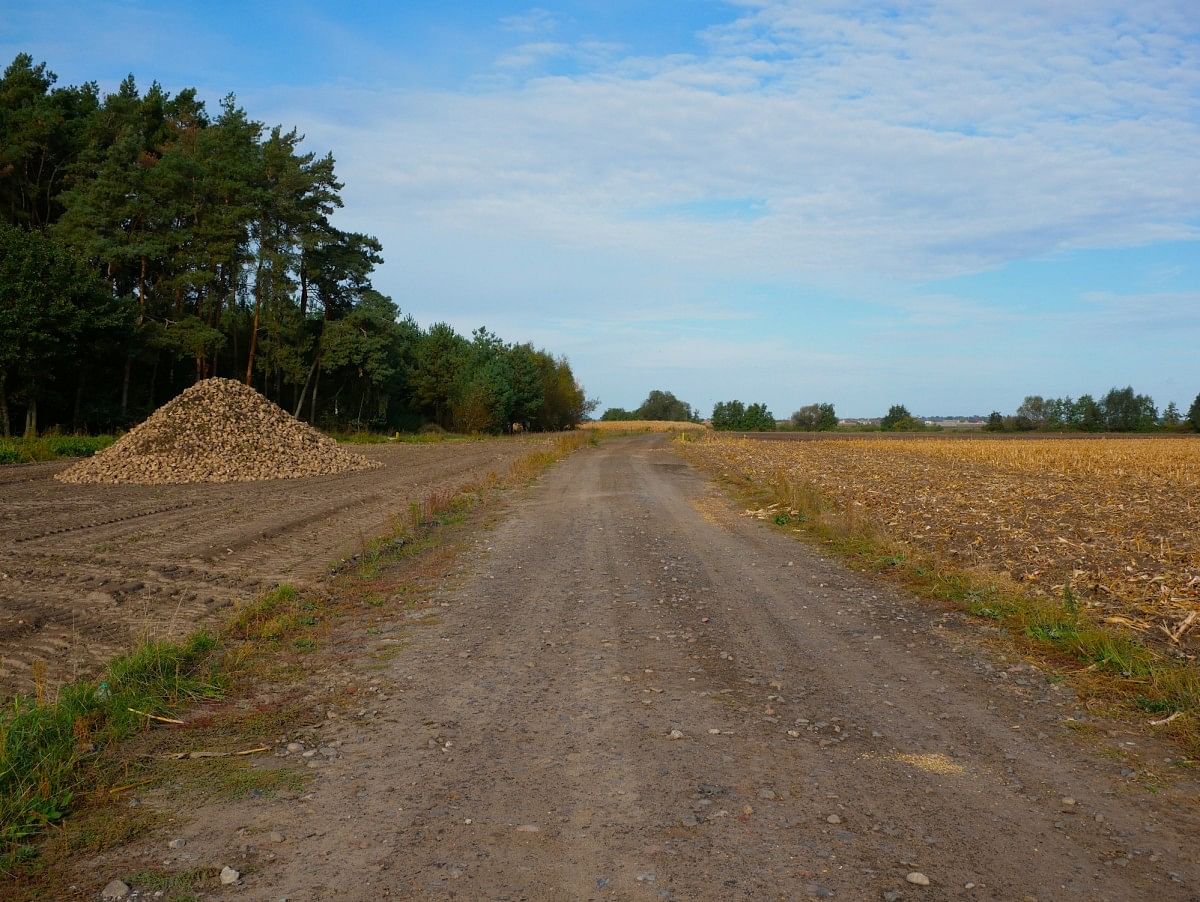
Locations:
58;378;380;485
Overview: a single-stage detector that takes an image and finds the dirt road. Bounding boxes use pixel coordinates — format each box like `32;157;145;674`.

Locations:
0;438;550;697
107;436;1200;900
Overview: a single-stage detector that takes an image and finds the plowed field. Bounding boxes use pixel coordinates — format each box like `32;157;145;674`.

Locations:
0;438;552;698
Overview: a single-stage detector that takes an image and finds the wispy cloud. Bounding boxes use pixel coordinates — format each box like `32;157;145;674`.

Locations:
282;0;1198;288
495;41;571;69
499;8;558;35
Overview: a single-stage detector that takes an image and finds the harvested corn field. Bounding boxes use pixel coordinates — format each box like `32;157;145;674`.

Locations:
581;420;707;433
681;434;1200;650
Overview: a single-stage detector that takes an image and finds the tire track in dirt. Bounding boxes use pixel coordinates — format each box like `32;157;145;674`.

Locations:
0;438;552;698
128;435;1200;901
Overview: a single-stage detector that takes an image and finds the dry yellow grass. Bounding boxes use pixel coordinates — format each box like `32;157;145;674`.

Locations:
581;420;708;433
682;434;1200;647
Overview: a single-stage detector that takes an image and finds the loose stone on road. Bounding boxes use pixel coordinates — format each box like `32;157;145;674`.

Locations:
123;435;1200;900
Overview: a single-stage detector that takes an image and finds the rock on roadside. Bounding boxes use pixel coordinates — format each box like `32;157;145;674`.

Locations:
100;879;130;899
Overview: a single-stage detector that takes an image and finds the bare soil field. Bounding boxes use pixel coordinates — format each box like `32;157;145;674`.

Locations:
0;437;553;699
682;434;1200;649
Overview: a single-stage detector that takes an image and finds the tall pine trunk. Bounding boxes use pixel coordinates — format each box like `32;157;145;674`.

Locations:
120;355;132;419
310;362;320;425
295;354;319;418
0;370;9;437
149;354;159;409
299;256;308;318
72;372;84;433
24;397;37;438
245;277;262;385
122;255;148;420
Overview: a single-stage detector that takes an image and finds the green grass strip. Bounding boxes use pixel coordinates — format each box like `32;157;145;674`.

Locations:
0;435;115;465
0;633;220;868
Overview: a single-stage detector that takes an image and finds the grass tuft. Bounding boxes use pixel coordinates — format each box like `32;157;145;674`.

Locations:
0;633;219;868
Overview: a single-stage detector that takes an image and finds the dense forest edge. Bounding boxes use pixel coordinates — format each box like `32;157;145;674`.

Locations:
0;53;595;439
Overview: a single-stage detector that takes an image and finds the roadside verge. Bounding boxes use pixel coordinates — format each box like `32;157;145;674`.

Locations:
675;436;1200;760
0;430;593;891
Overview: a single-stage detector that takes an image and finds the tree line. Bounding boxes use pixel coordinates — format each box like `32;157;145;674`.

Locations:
985;388;1200;433
0;53;593;436
603;389;1200;434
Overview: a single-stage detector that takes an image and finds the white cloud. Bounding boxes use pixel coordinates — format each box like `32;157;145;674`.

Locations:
270;0;1198;290
252;1;1199;411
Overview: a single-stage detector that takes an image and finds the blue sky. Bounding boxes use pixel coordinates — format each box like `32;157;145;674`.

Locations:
5;0;1199;416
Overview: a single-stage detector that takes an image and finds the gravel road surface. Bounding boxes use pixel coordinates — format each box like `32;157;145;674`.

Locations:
105;436;1200;900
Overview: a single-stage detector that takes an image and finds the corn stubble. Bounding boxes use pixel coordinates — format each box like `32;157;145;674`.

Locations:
581;420;707;433
685;434;1200;646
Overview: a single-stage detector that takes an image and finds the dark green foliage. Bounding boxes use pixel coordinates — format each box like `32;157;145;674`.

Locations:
711;400;745;430
0;221;131;436
635;390;700;422
1101;386;1156;432
988;387;1171;433
712;400;776;431
0;53;592;437
880;404;923;431
599;391;698;424
790;402;837;431
984;411;1004;432
600;407;636;421
0;54;98;230
1189;393;1200;432
1075;394;1104;431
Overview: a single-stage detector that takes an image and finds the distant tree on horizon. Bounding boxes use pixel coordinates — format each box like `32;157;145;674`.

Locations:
880;404;923;431
636;389;700;422
1188;393;1200;432
790;402;837;431
1101;386;1157;432
712;400;775;431
600;407;636;421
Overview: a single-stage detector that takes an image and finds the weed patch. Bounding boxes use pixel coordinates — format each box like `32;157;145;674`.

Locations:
123;867;209;902
0;434;115;464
